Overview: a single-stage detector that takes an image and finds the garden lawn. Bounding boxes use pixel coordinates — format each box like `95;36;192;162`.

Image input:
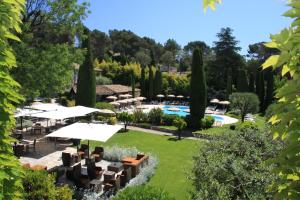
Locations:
194;114;266;137
88;130;201;200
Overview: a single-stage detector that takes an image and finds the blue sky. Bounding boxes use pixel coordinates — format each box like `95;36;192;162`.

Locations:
83;0;291;55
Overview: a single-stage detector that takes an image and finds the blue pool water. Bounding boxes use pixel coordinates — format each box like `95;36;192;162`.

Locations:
163;105;224;122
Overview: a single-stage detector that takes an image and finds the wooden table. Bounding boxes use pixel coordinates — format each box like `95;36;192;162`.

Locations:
103;171;116;181
107;162;123;173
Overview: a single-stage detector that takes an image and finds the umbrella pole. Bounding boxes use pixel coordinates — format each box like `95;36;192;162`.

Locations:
88;140;90;159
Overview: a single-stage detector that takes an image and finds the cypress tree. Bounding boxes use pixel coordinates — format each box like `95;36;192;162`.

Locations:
131;70;135;98
148;66;154;100
256;69;265;112
154;67;162;96
190;48;207;129
265;68;274;110
141;66;146;97
248;72;255;93
236;69;249;92
76;28;96;107
226;69;232;99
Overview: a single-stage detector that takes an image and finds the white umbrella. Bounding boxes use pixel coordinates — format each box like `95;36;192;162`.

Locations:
110;102;120;106
29;106;100;120
136;96;146;101
106;96;118;101
98;109;116;116
46;123;122;157
210;99;220;103
119;94;132;99
167;94;175;98
205;109;215;114
218;101;230;105
177;95;184;98
157;94;164;98
28;103;66;111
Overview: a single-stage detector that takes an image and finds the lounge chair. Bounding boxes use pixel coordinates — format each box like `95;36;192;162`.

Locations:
62;152;75;167
87;160;103;179
77;144;89;158
13;144;25;157
66;163;89;188
103;175;121;194
91;147;104;162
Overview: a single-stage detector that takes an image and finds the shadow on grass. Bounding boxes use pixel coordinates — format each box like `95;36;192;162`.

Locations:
167;137;181;142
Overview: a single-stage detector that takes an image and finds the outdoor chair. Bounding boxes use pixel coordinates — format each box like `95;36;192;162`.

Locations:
13;144;25;157
91;146;104;162
118;169;131;187
77;144;89;158
66;163;89;188
103;176;121;194
62;152;75;167
87;160;103;179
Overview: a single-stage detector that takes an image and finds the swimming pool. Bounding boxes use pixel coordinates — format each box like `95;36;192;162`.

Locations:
163;105;224;122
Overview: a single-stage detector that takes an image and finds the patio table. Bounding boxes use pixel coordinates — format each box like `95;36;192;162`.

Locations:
107;162;123;173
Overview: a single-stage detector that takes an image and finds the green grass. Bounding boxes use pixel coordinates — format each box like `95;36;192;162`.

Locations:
193;114;266;137
87;131;201;200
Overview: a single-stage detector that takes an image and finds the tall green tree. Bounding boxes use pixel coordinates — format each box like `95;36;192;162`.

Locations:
140;66;146;97
0;0;26;199
131;70;135;98
11;0;88;99
164;39;181;58
154;67;162;96
226;69;232;98
90;29;111;61
208;27;244;91
265;68;274;110
148;66;154;100
236;69;249;92
256;69;265;112
190;49;207;129
76;29;96;107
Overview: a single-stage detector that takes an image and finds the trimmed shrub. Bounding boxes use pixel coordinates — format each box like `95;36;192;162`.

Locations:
133;109;147;123
117;112;133;131
95;102;115;111
237;121;259;131
148;108;163;125
173;117;187;140
108;117;117;125
23;169;72;200
162;114;177;126
200;115;215;129
112;185;174;200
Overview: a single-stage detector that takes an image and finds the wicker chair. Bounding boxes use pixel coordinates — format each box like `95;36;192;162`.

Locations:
66;163;89;188
62;152;75;167
87;160;103;179
91;147;104;162
77;144;88;158
13;144;25;157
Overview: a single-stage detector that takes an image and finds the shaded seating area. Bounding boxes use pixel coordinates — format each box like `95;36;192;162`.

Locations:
58;150;149;197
